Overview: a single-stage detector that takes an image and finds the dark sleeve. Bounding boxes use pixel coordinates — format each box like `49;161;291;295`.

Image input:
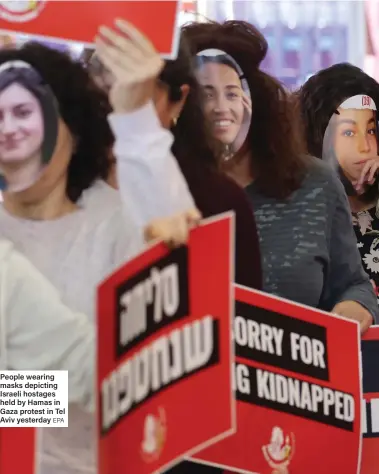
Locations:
320;175;378;322
180;162;262;290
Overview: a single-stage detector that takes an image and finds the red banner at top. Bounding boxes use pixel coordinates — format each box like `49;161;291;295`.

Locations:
0;1;181;58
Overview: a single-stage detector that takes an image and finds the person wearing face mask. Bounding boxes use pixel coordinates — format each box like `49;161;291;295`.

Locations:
298;64;379;302
180;20;378;336
93;19;290;474
91;19;377;474
94;21;262;291
0;26;201;474
176;22;378;474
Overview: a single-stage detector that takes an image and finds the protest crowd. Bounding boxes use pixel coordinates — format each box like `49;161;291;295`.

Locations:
0;2;378;474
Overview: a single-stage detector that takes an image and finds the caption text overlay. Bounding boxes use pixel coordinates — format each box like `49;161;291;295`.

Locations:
0;370;68;427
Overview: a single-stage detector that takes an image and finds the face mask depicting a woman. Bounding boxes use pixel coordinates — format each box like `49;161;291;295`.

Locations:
195;51;250;160
0;61;58;193
323;95;379;198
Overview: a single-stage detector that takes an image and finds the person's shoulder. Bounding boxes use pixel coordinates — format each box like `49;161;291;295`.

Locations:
0;239;43;289
0;238;13;262
180;161;254;217
74;181;125;242
303;155;343;196
301;156;352;228
201;167;254;215
79;180;138;244
213;171;253;207
79;180;121;211
304;155;336;180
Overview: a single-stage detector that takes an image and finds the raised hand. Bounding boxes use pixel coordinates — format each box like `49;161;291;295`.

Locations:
95;18;164;113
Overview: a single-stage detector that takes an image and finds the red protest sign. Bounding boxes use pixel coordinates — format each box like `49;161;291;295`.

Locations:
97;213;235;474
0;1;181;58
0;427;35;474
361;325;379;474
190;285;362;474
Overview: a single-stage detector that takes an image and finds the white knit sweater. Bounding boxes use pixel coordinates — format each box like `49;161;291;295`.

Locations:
0;101;195;474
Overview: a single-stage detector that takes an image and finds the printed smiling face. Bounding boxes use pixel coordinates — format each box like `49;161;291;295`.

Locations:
0;61;58;194
0;82;44;165
196;60;245;146
332;107;378;182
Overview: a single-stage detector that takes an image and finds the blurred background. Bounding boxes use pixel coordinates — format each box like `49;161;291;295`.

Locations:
182;0;376;89
0;0;377;90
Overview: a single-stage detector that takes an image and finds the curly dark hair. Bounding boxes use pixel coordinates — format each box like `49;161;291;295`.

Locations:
297;63;379;158
158;35;216;170
0;42;113;202
158;33;263;321
0;63;58;165
181;20;306;199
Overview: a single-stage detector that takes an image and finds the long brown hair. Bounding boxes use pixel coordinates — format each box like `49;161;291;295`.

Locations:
182;21;306;199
